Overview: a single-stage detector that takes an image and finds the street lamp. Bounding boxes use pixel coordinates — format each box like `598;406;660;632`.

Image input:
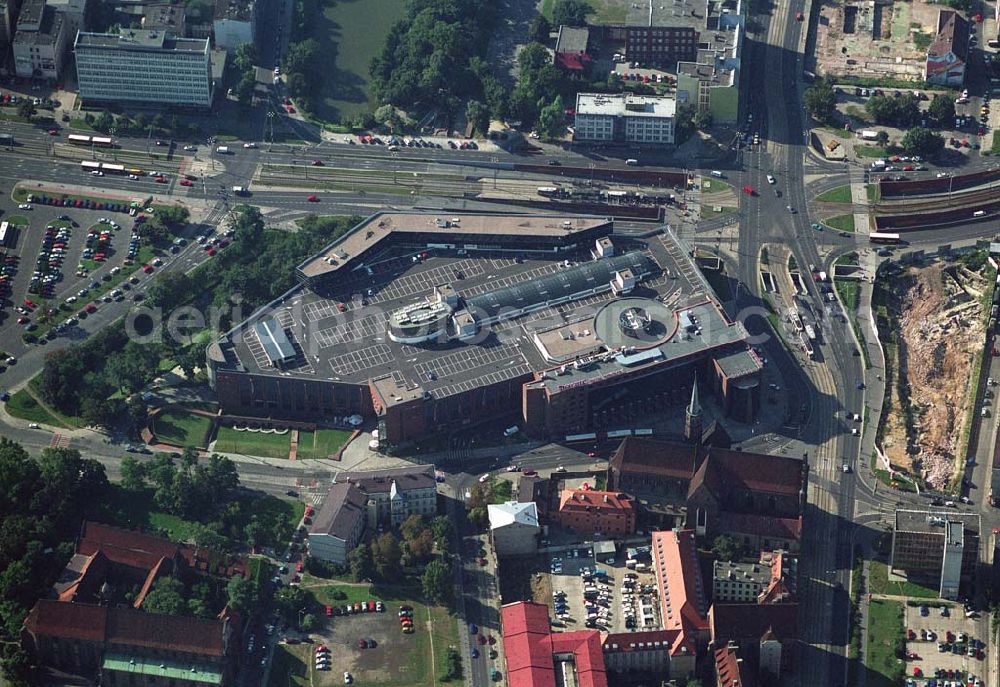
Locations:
490;155;499;189
267;111;275;152
391;151;399;185
109;127;117;161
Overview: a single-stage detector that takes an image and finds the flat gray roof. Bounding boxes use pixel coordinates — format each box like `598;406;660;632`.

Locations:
627;0;707;29
76;30;208;52
216;221;749;403
555;25;589;53
894;509;981;535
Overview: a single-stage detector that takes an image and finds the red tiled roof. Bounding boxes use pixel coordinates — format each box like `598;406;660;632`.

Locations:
25;599;227;657
133;556;173;608
24;599;106;643
651;530;705;656
715;512;802;541
715;644;759;687
603;629;682;654
611;437;698;480
501;602;607;687
690;449;805;498
555;52;591;71
106;606;225;656
558;489;634;515
77;521;247;579
709;603;799;645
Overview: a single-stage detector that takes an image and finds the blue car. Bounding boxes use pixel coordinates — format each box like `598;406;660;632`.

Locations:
471;648;479;659
469;623;478;635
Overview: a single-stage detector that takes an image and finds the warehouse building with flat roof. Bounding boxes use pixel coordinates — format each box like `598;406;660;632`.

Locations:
207;212;761;445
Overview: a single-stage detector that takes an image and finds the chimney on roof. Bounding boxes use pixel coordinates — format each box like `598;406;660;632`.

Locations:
604;494;609;503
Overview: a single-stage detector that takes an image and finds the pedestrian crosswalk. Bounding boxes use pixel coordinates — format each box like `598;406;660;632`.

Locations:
49;433;70;449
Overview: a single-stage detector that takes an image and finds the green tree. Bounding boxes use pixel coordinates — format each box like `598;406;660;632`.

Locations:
348;544;373;582
120;455;147;491
93;110;114;133
467;506;488;528
529;14;552;43
442;647;463;681
927;93;955;125
373;104;401;132
552;0;590;26
235;76;255;108
226;575;256;613
465;99;490;136
802;79;836;123
712;534;742;561
142;577;187;615
274;584;308;625
400;514;427;543
901;127;944;157
693;109;714;130
301;613;319;631
371;533;402;580
234;42;258;72
537;95;565;139
408;529;435;562
16;100;35;120
422;558;453;604
875;130;889;148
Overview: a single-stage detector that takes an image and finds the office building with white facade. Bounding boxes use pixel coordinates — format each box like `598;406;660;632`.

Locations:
574;93;676;145
74;29;213;107
337;466;438;528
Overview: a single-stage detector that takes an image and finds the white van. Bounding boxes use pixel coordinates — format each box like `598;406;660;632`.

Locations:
973;210;986;218
709;170;724;178
216;146;230;154
625;158;639;166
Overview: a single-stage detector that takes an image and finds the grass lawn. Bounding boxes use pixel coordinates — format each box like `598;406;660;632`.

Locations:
267;644;310;687
5;214;29;226
700;179;731;194
214;425;292;459
4;388;65;427
835;279;860;311
702;205;736;219
992;131;1000;155
855;145;899;158
816;185;853;203
866;599;905;687
106;486;205;541
868;560;939;599
867;184;877;202
823;214;856;233
153;410;213;448
311;0;407;122
296;428;353;460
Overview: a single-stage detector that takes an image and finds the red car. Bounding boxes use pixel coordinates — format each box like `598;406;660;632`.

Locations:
742;185;754;195
23;299;35;308
325;605;333;618
795;10;803;19
305;506;315;517
206;247;216;256
311;159;324;166
48;129;58;136
179;179;193;186
523;469;537;476
84;303;97;314
154;176;167;183
296;561;303;572
142;264;153;273
283;97;291;105
17;316;28;324
307;194;319;202
286;105;295;113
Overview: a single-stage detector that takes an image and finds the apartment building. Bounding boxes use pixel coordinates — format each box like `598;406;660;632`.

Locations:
12;0;67;79
555;488;637;537
307;481;367;566
624;0;702;66
574;93;676;144
74;29;213;107
336;466;438;527
488;501;540;556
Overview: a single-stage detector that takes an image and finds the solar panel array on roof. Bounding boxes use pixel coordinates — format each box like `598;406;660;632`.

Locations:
254;318;296;365
466;252;657;322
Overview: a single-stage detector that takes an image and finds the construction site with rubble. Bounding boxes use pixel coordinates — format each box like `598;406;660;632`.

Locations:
875;253;994;490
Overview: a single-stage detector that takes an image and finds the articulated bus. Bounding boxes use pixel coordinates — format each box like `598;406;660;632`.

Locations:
869;232;901;244
67;135;114;147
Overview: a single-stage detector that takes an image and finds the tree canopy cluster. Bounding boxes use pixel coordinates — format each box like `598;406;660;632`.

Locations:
802;79;836;123
864;93;922;129
552;0;591;26
900;127;944;157
0;441;111;684
369;0;498;112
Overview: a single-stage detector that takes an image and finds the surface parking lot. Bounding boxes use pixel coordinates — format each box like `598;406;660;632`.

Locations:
905;602;987;685
305;605;416;684
545;546;661;634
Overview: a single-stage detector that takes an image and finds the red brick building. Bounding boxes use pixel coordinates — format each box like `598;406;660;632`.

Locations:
501;601;607;687
21;522;245;686
555;489;636;537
